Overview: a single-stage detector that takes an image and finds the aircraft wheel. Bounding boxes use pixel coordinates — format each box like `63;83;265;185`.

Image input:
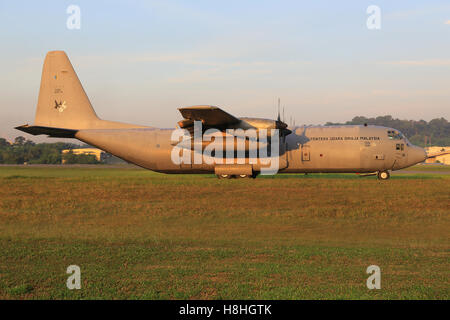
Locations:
377;170;390;180
238;174;248;178
217;174;231;179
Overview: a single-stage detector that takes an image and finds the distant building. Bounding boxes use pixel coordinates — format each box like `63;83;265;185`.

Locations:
425;147;450;165
61;148;126;164
62;148;106;163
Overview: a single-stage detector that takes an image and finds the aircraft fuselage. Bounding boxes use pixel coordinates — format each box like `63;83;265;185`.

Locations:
74;124;426;175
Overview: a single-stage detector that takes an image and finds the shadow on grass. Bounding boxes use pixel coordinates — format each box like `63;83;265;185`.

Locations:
2;175;54;180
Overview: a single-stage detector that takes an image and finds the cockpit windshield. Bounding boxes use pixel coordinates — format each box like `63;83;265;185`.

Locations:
387;130;404;140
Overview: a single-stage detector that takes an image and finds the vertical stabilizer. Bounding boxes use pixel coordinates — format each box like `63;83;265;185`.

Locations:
34;51;99;129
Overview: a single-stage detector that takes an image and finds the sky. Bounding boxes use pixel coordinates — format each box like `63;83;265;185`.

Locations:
0;0;449;141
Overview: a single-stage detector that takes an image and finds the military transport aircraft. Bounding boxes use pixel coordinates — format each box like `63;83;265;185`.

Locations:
16;51;427;180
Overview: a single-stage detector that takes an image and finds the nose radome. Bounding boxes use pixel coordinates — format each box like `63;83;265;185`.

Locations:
410;146;427;165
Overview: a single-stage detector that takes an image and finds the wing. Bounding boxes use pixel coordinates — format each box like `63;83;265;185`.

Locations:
178;105;241;130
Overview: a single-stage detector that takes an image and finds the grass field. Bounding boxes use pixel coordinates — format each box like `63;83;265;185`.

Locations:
0;165;448;299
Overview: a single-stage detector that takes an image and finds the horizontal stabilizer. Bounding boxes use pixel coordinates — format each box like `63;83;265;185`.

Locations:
15;124;77;138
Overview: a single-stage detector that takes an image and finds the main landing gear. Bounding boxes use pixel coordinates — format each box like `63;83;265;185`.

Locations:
216;173;257;179
377;170;390;180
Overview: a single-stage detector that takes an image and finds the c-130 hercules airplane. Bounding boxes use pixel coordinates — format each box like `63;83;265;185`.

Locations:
16;51;427;180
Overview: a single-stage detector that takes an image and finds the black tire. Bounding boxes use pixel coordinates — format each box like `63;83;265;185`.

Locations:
377;170;390;180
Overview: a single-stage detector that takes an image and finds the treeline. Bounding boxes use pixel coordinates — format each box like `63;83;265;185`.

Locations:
0;136;99;164
326;116;450;147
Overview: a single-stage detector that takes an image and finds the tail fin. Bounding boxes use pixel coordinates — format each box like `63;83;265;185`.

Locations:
34;51;99;129
16;51;149;137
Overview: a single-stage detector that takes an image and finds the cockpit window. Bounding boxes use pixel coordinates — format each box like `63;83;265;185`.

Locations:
387;130;404;140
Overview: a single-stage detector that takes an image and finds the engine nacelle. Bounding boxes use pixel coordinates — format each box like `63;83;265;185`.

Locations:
239;117;277;130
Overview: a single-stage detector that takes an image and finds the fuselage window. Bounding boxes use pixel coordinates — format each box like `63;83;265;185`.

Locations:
396;144;401;150
401;144;404;151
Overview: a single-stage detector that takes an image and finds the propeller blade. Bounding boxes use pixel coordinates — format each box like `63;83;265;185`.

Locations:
277;98;281;122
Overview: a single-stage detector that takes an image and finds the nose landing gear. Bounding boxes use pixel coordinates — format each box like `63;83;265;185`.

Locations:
377;170;390;180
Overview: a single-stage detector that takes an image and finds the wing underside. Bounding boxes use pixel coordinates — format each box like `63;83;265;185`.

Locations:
178;106;241;131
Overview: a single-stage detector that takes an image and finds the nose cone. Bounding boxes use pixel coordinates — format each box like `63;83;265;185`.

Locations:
409;146;427;165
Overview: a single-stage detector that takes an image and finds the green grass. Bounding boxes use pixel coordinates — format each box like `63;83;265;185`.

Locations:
402;164;450;172
0;166;448;299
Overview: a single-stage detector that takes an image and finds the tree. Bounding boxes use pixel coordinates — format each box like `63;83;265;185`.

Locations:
0;138;10;147
0;137;84;164
14;136;25;146
24;139;35;147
